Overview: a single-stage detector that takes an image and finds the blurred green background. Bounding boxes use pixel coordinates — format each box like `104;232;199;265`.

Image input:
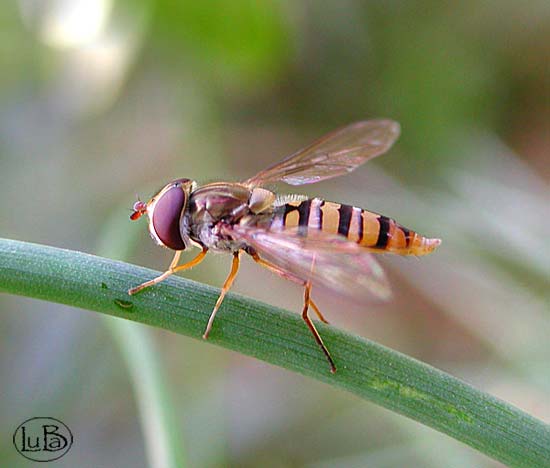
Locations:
1;1;549;467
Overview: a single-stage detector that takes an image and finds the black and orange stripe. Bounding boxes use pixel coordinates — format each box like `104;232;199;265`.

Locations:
275;198;440;256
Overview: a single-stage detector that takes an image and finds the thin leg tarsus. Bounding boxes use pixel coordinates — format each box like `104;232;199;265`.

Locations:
128;247;208;295
202;251;241;339
302;282;336;373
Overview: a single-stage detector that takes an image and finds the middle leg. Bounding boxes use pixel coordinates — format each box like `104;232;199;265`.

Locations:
202;251;241;339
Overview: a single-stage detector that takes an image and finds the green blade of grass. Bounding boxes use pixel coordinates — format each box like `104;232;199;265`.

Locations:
1;238;549;468
97;209;186;468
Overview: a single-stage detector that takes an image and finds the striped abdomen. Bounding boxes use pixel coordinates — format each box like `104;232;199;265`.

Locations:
273;198;440;256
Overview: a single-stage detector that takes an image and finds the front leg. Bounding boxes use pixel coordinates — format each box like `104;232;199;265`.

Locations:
128;247;208;295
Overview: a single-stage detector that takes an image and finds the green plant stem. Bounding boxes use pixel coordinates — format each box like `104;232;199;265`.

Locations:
1;238;549;468
97;208;186;468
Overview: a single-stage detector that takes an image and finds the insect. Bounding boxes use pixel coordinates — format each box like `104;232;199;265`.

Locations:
129;119;441;373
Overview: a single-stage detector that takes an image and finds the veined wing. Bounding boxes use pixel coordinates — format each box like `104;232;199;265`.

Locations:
244;119;400;187
230;225;392;302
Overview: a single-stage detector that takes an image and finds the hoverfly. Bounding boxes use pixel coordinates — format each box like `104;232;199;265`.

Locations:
129;119;441;373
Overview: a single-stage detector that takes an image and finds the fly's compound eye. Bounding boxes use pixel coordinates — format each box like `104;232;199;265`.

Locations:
151;184;187;250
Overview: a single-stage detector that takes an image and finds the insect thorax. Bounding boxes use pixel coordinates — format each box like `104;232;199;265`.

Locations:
184;183;275;252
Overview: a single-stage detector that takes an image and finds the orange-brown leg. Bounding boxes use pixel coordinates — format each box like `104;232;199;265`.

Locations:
251;252;335;372
202;251;241;339
308;299;329;324
302;282;336;373
251;253;329;324
128;247;208;295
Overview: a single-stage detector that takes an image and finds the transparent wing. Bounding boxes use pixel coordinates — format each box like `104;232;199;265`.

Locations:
230;225;392;302
244;119;400;187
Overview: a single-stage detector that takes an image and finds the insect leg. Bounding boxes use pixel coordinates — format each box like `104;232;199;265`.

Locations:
302;282;337;373
250;252;335;371
250;252;329;323
128;247;208;295
308;300;329;324
202;251;241;339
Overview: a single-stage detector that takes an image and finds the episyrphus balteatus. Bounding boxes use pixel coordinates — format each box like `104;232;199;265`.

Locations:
128;119;441;372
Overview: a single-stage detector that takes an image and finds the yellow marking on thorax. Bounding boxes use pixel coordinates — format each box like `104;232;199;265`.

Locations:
249;187;275;214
